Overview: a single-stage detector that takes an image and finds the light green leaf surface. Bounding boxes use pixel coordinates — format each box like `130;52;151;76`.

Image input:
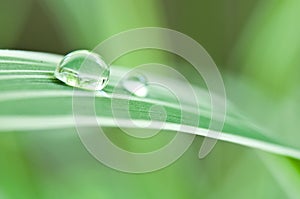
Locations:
0;50;299;160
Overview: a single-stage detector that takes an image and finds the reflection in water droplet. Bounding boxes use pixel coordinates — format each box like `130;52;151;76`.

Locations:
122;74;148;97
54;50;110;90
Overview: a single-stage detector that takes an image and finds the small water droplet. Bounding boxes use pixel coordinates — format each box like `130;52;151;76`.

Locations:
54;50;110;90
122;74;148;97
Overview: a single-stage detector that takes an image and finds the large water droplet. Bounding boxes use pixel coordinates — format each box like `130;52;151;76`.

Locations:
54;50;110;90
122;74;148;97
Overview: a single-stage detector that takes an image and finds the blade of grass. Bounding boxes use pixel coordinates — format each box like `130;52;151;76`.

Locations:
0;50;300;160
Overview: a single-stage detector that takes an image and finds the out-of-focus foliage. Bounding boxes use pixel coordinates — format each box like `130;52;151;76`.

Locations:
41;0;167;67
0;0;32;47
232;0;300;97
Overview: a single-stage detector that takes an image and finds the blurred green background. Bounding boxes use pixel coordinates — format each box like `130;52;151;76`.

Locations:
1;0;300;198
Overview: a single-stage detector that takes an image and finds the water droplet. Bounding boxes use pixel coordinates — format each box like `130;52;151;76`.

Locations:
54;50;110;90
122;74;148;97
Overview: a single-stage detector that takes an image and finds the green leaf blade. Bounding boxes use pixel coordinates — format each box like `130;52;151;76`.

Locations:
1;50;300;160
